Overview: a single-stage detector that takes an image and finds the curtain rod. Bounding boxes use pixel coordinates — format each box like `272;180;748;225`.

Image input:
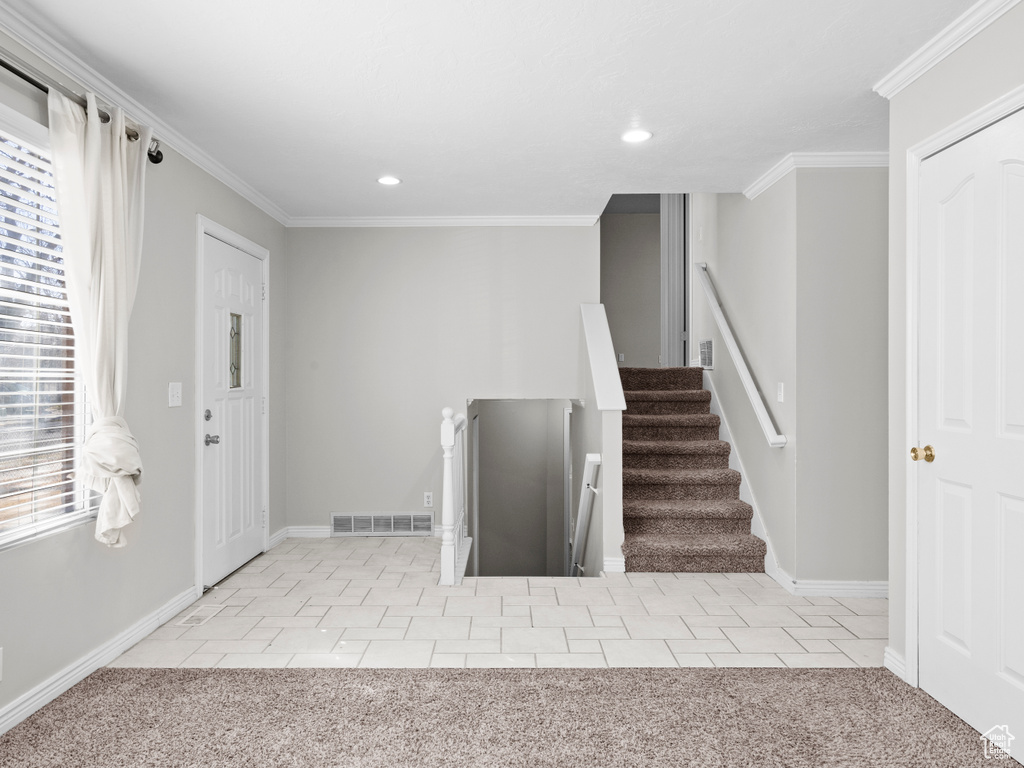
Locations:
0;51;162;164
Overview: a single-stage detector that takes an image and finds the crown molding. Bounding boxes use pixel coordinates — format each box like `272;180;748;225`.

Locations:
286;215;600;228
743;152;889;200
0;2;290;225
874;0;1022;100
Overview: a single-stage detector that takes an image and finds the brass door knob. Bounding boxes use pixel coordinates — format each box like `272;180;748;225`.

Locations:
910;445;935;462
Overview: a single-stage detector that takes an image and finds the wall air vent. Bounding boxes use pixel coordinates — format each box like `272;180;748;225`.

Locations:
331;513;433;537
699;339;714;369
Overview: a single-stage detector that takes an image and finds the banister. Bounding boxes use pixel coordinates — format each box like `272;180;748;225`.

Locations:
439;407;471;585
695;263;787;449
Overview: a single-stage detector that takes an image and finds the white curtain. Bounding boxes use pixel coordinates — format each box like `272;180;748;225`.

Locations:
47;91;152;548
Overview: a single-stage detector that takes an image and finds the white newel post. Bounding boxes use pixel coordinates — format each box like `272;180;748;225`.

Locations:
440;407;456;585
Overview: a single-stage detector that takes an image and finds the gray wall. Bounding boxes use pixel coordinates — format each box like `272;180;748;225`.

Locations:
695;177;799;574
885;2;1024;663
475;399;568;577
282;226;599;527
0;47;287;713
545;399;569;577
600;213;661;368
794;168;888;581
691;167;888;582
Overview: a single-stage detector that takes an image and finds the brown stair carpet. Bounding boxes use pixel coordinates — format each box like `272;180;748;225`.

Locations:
620;366;767;573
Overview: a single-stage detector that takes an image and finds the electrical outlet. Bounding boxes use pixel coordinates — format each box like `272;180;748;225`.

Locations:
1;647;4;682
423;492;433;508
168;382;182;407
618;353;625;362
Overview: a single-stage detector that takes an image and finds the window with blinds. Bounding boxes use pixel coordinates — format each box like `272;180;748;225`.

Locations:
0;126;95;549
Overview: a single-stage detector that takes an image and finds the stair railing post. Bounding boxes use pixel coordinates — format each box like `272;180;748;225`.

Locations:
440;407;456;585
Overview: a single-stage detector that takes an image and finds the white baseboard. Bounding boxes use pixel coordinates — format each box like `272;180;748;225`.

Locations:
268;527;289;548
766;562;889;598
271;526;331;542
0;587;196;737
602;556;626;574
883;647;908;682
763;548;787;588
787;579;888;598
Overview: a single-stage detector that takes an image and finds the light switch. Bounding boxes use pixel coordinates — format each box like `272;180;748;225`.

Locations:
777;383;784;403
168;382;183;407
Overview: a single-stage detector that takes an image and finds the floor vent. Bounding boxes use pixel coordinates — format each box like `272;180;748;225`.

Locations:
176;604;224;627
331;513;433;537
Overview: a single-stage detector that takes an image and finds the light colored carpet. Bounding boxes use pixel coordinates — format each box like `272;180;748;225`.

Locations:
1;667;1015;767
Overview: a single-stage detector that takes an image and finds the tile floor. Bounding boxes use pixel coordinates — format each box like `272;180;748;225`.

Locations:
109;536;889;670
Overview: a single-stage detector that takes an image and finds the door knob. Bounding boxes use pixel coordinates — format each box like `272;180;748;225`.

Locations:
205;434;220;446
910;445;935;462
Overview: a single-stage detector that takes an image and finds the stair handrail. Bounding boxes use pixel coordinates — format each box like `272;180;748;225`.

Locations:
439;407;471;585
695;263;787;449
569;454;601;577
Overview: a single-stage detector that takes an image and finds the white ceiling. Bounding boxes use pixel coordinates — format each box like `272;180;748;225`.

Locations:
0;0;978;222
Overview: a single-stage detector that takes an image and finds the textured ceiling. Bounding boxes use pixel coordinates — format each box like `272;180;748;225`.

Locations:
0;0;978;221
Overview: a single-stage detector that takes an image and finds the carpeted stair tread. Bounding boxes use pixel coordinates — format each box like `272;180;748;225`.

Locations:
624;498;753;520
623;467;741;486
623;390;711;402
623;532;766;558
623;440;730;456
623;414;719;426
623;388;713;415
622;440;731;469
619;366;705;391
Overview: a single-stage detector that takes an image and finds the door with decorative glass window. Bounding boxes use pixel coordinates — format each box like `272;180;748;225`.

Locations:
917;107;1024;744
201;233;264;587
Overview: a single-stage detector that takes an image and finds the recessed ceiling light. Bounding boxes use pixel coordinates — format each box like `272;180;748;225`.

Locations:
378;176;401;185
621;129;653;143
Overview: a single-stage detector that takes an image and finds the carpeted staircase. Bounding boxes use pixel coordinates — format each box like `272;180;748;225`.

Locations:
620;367;767;573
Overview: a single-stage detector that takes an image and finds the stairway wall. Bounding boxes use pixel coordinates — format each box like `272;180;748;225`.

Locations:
474;399;569;578
694;182;799;576
600;213;661;368
690;167;888;584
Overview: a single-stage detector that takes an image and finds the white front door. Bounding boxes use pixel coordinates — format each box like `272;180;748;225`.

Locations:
917;107;1024;743
201;233;265;587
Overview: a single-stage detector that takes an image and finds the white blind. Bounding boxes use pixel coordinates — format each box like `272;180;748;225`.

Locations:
0;128;94;547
